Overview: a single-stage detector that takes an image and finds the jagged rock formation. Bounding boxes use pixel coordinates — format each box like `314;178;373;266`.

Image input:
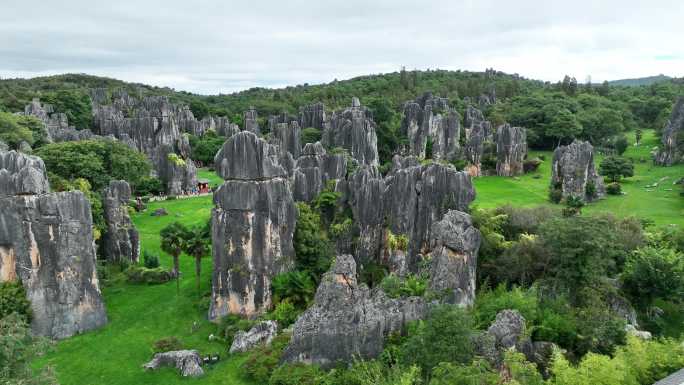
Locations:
292;142;347;202
20;98;103;143
243;107;260;134
401;92;461;160
271;120;302;158
551;140;605;201
428;210;481;306
496;124;527;176
347;165;387;261
463;105;493;176
282;254;426;368
654;97;684;165
209;132;297;319
229;320;278;353
90;90;198;194
215;118;240;138
0;141;8;151
143;350;204;377
323;98;379;165
0;150;107;339
102;180;139;263
299;102;327;130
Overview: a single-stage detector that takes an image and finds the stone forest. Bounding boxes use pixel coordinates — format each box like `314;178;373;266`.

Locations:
0;70;683;385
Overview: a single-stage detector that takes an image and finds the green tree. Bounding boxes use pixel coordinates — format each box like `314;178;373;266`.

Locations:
300;127;322;145
621;247;684;309
43;89;93;130
293;203;333;281
546;108;582;147
599;156;634;182
181;223;211;299
429;360;499;385
160;222;189;294
189;100;210;120
189;132;225;165
0;111;39;149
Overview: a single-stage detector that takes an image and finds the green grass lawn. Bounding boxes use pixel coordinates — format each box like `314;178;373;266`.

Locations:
474;130;684;227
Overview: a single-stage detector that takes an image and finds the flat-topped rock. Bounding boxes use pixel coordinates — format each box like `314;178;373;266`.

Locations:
214;131;287;180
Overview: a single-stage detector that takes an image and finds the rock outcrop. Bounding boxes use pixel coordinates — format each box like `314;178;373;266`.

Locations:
102;180;139;263
654;97;684;166
209;132;297;319
229;320;278;353
463;105;493;176
292;142;347;202
271;120;302;158
0;150;107;339
299;102;327;130
282;254;426;368
323;98;379;165
91;91;198;194
401;92;461;160
496;124;527;176
551;140;605;201
243;107;260;134
347;165;387;262
143;350;204;377
428;210;481;306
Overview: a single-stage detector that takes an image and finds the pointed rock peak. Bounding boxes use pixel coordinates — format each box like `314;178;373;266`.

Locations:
351;97;361;108
301;141;327;156
214;131;286;180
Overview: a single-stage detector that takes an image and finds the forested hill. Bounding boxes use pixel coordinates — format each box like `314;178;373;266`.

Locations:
608;74;673;87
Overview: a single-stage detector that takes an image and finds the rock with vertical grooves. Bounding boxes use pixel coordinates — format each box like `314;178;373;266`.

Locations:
496;124;527;176
400;92;461;160
243;107;260;134
551;140;605;201
271;120;302;159
299;102;327;130
103;180;140;263
282;254;427;368
323;98;379;165
292;142;347;202
229;320;278;353
654;97;684;165
143;350;204;377
210;132;296;319
0;150;107;339
348;165;386;263
428;210;481;306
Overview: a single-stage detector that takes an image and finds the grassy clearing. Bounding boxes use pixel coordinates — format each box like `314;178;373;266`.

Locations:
474;130;684;227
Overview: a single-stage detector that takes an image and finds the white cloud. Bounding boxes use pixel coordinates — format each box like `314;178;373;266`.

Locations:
1;0;682;94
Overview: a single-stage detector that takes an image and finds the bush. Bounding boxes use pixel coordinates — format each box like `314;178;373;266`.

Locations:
523;157;543;173
294;203;333;281
271;271;316;309
301;127;322;145
0;281;32;322
135;176;163;196
142;250;160;268
621;247;684;309
268;363;325;385
549;187;563;204
268;300;301;329
219;314;255;344
0;313;57;384
386;230;409;251
242;332;291;383
152;336;183;353
429;360;499;385
614;135;629;155
380;274;427;299
358;261;388;288
606;182;622;195
124;265;173;284
474;284;539;328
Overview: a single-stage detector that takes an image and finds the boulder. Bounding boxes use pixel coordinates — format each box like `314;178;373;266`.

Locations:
428;210;481;306
243;106;260;134
475;309;527;368
151;208;168;216
229;320;278;353
0;153;107;339
496;124;527;176
400;92;461;160
102;180;140;263
323;98;379;165
654;97;684;165
143;350;204;377
282;254;427;368
210;132;297;319
551;140;605;201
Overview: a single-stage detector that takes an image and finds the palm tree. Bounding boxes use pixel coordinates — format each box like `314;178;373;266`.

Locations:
182;223;211;299
160;222;189;295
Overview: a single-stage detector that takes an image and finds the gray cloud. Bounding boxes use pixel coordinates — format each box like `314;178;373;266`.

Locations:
1;0;682;94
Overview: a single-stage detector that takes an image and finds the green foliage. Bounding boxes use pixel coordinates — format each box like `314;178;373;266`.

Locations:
35;139;151;191
0;111;45;149
562;195;585;216
160;221;189;293
358;261;388;288
268;363;325;385
400;305;475;374
0;282;32;322
325;360;422;385
428;360;499;385
189;132;225;165
271;271;316;309
152;336;183;353
134;176;163;196
43;89;93;130
503;351;545;385
241;332;291;383
166;152;186;166
380;273;428;299
621;246;684;309
599;156;634;182
268;300;301;329
330;217;353;238
386;230;409;251
613;135;629;155
142;250;160;269
181;224;211;297
474;284;539;328
124;265;173;284
219;314;255;344
300;127;322;145
606;182;622;195
189;100;210;120
0;313;57;385
294;203;333;281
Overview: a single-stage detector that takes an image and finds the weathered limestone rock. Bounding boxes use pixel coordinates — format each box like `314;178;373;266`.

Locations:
348;165;386;262
323;98;379;165
229;320;278;353
103;180;139;263
271;120;302;158
282;254;427;368
243;107;260;134
0;141;8;151
292;142;347;202
428;210;481;306
210;132;297;319
0;151;107;338
91;91;198;194
654;97;684;165
488;309;526;350
551;140;605;201
496;124;527;176
143;350;204;377
463;106;493;176
299;102;327;130
401;92;461;160
464;105;493;141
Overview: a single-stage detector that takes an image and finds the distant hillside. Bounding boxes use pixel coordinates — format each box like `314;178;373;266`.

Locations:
608;74;672;87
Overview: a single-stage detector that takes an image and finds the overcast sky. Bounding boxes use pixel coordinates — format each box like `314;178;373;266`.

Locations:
1;1;682;95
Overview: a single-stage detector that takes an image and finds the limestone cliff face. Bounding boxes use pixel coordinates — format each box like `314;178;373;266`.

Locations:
401;92;461;160
243;107;260;134
496;124;527;176
209;132;297;319
0;150;106;339
282;254;426;368
323;98;379;166
102;180;139;263
21;98;102;143
654;97;684;166
292;142;347;202
299;102;327;130
551;140;605;201
271;120;302;159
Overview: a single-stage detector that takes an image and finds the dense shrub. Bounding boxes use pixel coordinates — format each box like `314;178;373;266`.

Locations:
429;360;499;385
606;182;622;195
621;246;684;309
271;271;316;309
142;250;160;268
268;363;325;385
242;332;291;383
0;281;32;322
152;336;183;353
268;300;301;328
599;156;634;182
294;203;333;281
219;314;255;344
0;111;45;149
325;360;421;385
189;132;225;165
380;274;427;299
134;176;164;196
124;265;173;284
300;127;322;145
474;284;539;328
0;313;56;385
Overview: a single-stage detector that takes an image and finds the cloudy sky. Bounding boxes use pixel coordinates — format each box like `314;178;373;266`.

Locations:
1;1;682;94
